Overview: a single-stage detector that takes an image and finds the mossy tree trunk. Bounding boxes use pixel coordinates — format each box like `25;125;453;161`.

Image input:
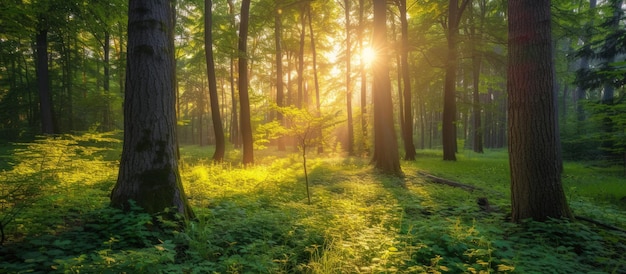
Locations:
507;0;572;222
111;0;194;220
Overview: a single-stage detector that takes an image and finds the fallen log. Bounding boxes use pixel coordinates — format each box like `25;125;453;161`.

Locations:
575;215;626;234
417;171;482;192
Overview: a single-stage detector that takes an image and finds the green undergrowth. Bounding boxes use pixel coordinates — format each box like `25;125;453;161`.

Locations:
0;137;625;273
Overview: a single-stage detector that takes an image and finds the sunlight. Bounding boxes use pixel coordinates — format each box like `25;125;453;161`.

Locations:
360;47;376;66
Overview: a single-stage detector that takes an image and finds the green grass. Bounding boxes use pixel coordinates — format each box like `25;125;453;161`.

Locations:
1;136;625;273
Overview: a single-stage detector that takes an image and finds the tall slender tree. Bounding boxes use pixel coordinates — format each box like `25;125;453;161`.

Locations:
205;0;225;161
111;0;194;220
358;0;369;154
469;0;485;153
508;0;572;222
307;6;323;154
344;0;355;155
442;0;470;161
398;0;416;160
371;0;401;174
238;0;254;165
275;6;286;151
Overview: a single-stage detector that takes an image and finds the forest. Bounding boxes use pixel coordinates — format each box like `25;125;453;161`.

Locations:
1;0;625;273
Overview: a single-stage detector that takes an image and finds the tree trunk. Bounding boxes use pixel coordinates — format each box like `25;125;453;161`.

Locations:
35;20;55;135
307;7;324;154
205;0;225;161
442;0;469;161
275;7;286;151
575;0;596;127
111;0;194;220
399;0;416;160
226;0;240;148
358;0;369;154
102;31;112;131
371;0;401;175
469;2;485;153
238;0;254;165
345;0;354;155
507;0;572;222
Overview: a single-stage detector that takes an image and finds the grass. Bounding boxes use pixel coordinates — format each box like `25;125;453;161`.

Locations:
1;134;625;273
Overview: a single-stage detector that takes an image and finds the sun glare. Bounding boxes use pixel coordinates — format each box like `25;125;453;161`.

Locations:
361;47;376;65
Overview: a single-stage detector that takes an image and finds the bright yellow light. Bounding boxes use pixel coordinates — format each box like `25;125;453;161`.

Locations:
361;47;376;65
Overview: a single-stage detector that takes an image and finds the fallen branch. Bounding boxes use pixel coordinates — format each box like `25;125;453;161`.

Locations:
575;215;626;234
417;171;482;192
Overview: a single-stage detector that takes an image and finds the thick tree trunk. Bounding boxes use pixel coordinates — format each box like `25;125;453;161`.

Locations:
507;0;572;222
111;0;194;220
238;0;254;165
205;0;225;162
35;22;55;135
371;0;401;175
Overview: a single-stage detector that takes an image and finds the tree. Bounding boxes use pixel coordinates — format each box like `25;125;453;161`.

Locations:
111;0;194;220
441;0;470;161
398;0;416;160
358;0;369;154
371;0;401;175
238;0;254;165
205;0;225;162
344;0;355;155
507;0;572;222
274;6;286;151
468;0;486;153
35;14;56;134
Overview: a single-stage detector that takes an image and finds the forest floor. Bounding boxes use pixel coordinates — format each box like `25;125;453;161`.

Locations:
1;133;625;273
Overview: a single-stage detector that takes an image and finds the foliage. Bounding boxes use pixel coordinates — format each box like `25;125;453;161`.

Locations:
0;132;120;245
1;138;625;273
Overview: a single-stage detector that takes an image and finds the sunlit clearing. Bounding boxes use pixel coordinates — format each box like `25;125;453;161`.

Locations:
361;47;376;65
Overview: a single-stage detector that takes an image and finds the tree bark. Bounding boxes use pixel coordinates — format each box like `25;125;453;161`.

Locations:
470;1;485;153
297;6;307;109
238;0;254;165
35;19;55;135
275;7;286;151
227;0;240;148
358;0;368;154
307;7;323;154
345;0;354;155
111;0;194;220
205;0;225;162
371;0;401;175
507;0;572;222
442;0;469;161
399;0;416;160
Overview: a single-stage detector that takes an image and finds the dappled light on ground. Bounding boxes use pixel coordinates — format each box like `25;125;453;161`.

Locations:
1;138;625;272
